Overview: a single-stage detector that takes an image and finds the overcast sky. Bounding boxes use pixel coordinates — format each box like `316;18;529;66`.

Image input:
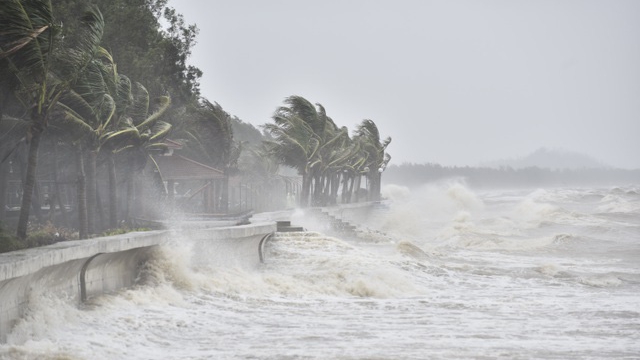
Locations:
168;0;640;169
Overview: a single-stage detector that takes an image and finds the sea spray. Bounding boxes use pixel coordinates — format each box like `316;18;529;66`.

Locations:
262;232;422;298
376;181;484;242
0;185;638;359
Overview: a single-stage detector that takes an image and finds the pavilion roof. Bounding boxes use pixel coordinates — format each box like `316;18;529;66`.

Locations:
152;154;224;181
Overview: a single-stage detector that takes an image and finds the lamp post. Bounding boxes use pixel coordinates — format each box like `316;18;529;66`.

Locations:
341;168;349;204
363;167;370;201
374;166;385;202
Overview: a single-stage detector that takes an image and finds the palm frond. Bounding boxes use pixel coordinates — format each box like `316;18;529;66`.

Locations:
0;0;54;80
149;121;172;141
128;82;149;123
98;93;116;131
136;95;170;130
55;5;104;80
57;90;97;127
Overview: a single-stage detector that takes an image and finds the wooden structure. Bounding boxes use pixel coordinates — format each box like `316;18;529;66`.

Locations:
152;154;225;214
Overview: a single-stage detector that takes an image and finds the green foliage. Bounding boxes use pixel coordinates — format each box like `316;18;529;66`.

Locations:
263;95;393;206
354;119;392;171
181;100;237;168
0;222;77;253
0;222;153;254
0;1;106;239
54;0;201;107
25;221;77;247
0;224;25;253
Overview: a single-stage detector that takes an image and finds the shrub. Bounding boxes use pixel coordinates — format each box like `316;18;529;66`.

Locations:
0;224;26;253
25;222;78;247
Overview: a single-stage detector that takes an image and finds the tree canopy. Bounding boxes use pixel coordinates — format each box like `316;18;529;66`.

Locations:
0;0;393;245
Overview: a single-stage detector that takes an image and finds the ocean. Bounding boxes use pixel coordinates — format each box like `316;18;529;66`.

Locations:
1;182;639;359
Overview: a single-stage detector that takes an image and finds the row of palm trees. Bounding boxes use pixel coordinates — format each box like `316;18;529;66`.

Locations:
0;1;392;243
1;2;106;239
0;3;177;239
264;96;391;207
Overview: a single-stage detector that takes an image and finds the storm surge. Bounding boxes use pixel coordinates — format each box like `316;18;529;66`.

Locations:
1;183;639;359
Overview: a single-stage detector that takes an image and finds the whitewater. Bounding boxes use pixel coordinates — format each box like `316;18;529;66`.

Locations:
1;182;639;359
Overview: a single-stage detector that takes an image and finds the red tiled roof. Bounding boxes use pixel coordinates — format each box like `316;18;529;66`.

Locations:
152;155;224;180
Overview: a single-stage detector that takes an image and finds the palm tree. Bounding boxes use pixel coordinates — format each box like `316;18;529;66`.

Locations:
181;100;237;213
0;116;30;222
108;82;171;222
354;119;391;202
267;95;361;207
0;1;104;239
54;42;172;231
240;146;274;210
55;47;140;232
263;103;319;207
56;53;118;234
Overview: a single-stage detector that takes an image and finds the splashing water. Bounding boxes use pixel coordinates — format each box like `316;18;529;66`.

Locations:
1;184;639;359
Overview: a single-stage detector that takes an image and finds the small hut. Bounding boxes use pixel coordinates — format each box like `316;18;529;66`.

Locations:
152;152;225;215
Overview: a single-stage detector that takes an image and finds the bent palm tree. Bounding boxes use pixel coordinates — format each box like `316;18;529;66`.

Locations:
263;108;319;207
56;48;139;233
0;1;104;239
354;119;391;201
181;100;237;212
108;82;171;221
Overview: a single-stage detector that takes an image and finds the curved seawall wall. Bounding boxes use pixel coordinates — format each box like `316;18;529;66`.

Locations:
0;222;276;342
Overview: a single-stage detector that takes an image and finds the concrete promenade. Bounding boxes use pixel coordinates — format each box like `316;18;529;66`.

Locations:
0;202;378;342
0;222;276;342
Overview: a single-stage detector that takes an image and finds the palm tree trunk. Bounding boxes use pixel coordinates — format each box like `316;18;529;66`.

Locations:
0;160;7;223
52;142;69;227
96;185;105;231
76;147;88;239
31;178;43;223
300;173;311;208
124;158;135;223
322;174;331;206
348;175;356;203
107;153;117;229
330;173;340;205
0;93;8;222
221;169;229;213
341;173;349;204
17;140;43;226
312;173;322;206
86;151;97;234
124;176;132;222
354;175;362;203
372;171;382;201
16;127;42;240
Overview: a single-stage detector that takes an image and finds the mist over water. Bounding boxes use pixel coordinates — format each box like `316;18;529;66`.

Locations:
1;182;639;359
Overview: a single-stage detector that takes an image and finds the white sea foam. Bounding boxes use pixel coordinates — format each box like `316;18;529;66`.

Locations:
1;185;639;359
375;181;484;242
579;274;623;287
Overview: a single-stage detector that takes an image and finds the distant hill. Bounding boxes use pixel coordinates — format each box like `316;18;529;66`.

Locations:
482;148;608;170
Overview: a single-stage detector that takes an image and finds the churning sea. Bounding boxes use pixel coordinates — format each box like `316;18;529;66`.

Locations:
1;182;639;359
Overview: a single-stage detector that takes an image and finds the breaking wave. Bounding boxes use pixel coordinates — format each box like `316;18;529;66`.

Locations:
2;184;639;359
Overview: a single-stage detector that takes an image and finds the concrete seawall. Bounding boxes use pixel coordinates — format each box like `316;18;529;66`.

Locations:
0;222;276;342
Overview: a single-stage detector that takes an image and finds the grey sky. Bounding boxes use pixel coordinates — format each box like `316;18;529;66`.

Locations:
168;0;640;169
